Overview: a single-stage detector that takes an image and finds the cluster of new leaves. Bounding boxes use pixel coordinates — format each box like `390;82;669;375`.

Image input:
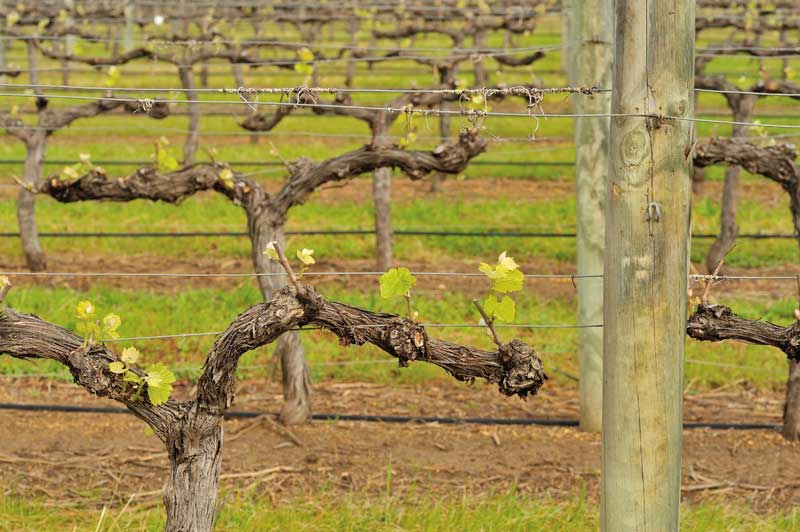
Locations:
294;47;315;77
108;347;176;406
379;267;418;319
75;300;121;347
479;251;524;323
152;137;180;172
59;153;100;183
75;301;175;405
217;167;235;190
105;66;121;88
264;242;316;277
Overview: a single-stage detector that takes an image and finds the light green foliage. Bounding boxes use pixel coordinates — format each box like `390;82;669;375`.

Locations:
263;242;316;277
121;346;140;364
105;346;175;405
296;248;315;265
263;241;279;261
379;267;417;300
104;66;121;88
218;168;235;190
152;137;180;172
294;47;314;76
5;11;19;28
75;300;120;346
143;362;176;405
296;248;315;277
483;294;515;322
59;153;99;183
480;251;524;323
72;301;174;404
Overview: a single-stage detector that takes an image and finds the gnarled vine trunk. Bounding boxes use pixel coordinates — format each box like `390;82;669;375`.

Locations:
2;253;542;531
704;102;755;272
373;127;394;271
36;129;487;428
249;211;312;424
19;135;47;271
163;415;223;532
784;360;800;441
178;65;200;165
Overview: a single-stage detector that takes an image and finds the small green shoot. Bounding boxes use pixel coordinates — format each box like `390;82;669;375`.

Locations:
152;137;180;172
264;243;316;279
75;300;121;347
59;153;99;183
379;267;417;319
296;248;315;278
294;47;314;76
218;168;235;190
107;347;176;406
476;251;525;345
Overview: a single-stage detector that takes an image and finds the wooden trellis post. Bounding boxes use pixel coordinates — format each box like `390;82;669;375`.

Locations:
123;0;136;53
601;0;694;530
567;0;613;434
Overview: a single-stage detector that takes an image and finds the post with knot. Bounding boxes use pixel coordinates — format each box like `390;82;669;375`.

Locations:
601;0;694;531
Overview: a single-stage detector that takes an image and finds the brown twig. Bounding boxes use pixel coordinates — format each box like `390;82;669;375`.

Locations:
271;241;304;295
701;244;736;305
472;298;503;347
404;292;414;320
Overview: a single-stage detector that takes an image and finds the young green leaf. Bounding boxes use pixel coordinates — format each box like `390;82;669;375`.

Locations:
144;362;176;405
497;251;519;272
483;294;516;322
492;269;524;294
102;313;121;331
297;47;314;62
296;248;315;265
218;168;235;189
379;267;417;299
60;165;80;182
479;262;507;280
6;11;19;28
123;371;143;385
294;49;314;76
101;313;122;340
121;346;140;364
263;241;279;260
108;361;127;374
76;300;95;319
105;65;120;88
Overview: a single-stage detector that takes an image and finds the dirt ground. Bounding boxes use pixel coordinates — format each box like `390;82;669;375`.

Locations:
1;379;798;514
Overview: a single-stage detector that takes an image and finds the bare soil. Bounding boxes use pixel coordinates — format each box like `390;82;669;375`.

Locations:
0;379;798;513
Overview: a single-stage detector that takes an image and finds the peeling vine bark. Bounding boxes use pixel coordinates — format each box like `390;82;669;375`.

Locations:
1;281;545;531
688;303;800;440
693;137;800;439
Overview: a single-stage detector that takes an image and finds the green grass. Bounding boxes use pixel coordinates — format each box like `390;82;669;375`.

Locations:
1;490;798;531
1;178;796;268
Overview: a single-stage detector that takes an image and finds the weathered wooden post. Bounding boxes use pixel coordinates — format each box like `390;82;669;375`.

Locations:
123;0;136;53
567;0;613;434
601;0;694;530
